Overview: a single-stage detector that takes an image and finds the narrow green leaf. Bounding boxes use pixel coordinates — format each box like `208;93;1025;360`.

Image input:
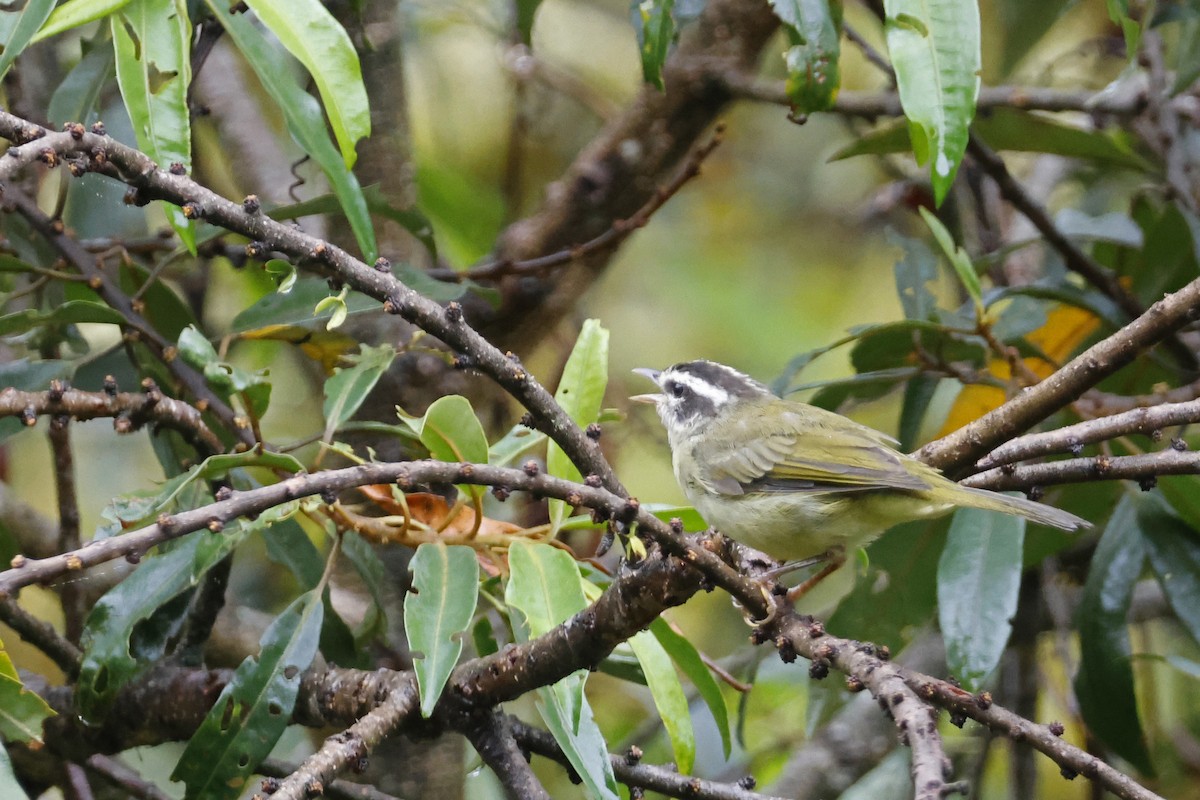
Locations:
341;530;388;645
634;0;675;91
649;617;730;758
243;0;370;169
919;206;982;311
322;343;396;440
897;373;939;452
627;629;694;772
546;319;609;533
48;43;115;128
890;229;939;322
506;542;617;799
406;543;479;716
770;0;842;112
171;590;324;800
0;300;125;335
515;0;542;44
832;108;1148;171
536;681;620;800
77;525;249;721
1104;0;1141;60
0;0;56;81
34;0;130;42
1138;494;1200;647
204;0;376;262
0;642;55;744
883;0;980;203
260;519;324;587
937;506;1025;689
1073;493;1154;775
111;0;195;252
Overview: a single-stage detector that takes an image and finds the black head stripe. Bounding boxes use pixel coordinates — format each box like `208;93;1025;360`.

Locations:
670;361;770;400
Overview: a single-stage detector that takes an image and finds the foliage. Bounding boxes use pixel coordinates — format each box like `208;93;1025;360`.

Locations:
0;1;1198;799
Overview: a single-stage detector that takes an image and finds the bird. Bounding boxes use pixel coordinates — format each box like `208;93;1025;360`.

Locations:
632;360;1089;599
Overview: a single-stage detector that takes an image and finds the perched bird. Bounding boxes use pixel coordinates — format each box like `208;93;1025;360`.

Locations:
633;360;1088;597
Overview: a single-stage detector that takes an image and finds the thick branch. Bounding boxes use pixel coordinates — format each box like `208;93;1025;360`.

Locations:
462;710;550;800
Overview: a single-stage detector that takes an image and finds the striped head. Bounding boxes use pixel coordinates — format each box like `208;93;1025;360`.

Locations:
632;360;770;440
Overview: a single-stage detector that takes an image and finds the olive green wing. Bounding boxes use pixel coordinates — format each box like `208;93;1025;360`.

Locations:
697;406;932;497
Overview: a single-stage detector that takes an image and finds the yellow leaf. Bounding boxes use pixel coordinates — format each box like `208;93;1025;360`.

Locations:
238;324;357;374
937;304;1100;437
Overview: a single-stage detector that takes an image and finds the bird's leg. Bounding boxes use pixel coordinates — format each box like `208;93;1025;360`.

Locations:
784;546;847;604
759;548;840;581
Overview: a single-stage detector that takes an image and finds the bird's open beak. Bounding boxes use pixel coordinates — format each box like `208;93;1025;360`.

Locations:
630;367;662;404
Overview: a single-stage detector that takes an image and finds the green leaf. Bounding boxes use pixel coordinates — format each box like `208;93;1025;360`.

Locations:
648;618;730;758
1073;493;1154;775
267;184;439;262
506;542;617;800
626;629;694;772
833;108;1148;171
111;0;195;252
515;0;542;44
546;319;609;533
883;0;980;203
634;0;675;91
77;524;249;721
34;0;130;42
406;543;479;717
230;278;381;332
0;0;56;82
919;207;982;312
176;325;273;417
260;519;324;587
398;395;490;500
1105;0;1141;60
890;229;939;322
322;343;396;440
0;300;125;335
340;530;387;645
0;642;55;745
171;589;323;800
898;373;939;451
48;43;116;128
243;0;370;169
770;0;842;112
0;743;31;800
487;422;547;467
937;506;1025;690
1138;494;1200;648
205;0;376;262
505;540;587;638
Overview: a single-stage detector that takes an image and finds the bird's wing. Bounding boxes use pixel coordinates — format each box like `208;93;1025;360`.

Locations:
698;407;932;497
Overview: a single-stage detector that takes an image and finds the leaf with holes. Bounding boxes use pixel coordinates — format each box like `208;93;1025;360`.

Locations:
77;522;250;722
171;589;323;800
111;0;194;251
770;0;842;112
406;543;479;716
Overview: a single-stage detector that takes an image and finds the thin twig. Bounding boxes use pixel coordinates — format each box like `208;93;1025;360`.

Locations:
963;449;1200;491
973;398;1200;470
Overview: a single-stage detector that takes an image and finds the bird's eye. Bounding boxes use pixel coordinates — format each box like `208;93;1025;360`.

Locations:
667;381;687;399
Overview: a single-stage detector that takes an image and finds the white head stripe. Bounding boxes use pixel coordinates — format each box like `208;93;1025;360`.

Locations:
668;371;732;407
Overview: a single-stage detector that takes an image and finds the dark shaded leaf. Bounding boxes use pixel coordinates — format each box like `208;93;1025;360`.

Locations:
937;507;1025;690
1073;493;1154;775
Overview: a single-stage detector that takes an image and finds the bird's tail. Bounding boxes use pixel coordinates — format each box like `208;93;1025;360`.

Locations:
950;485;1090;531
